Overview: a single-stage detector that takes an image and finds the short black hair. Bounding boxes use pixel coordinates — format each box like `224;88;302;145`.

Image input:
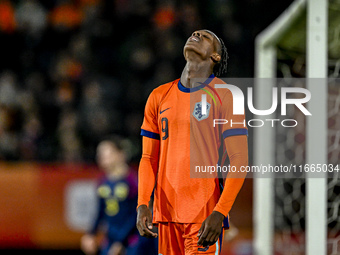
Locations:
213;37;228;77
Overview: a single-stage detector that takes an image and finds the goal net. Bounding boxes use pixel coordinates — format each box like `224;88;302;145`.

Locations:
254;0;340;254
274;66;340;254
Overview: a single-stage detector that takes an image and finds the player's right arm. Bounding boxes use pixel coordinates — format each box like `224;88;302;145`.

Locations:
136;136;159;238
136;90;160;238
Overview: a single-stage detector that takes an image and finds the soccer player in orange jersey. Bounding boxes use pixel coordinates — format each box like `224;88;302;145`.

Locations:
136;30;248;255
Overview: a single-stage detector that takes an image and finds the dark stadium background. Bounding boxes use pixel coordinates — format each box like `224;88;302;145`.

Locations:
0;0;293;254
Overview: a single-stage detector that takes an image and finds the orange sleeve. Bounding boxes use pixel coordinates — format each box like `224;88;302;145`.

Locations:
141;90;160;136
137;136;160;208
213;135;248;216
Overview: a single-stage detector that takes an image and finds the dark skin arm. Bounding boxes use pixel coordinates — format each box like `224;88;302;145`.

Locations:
197;133;248;247
197;211;225;246
136;204;158;238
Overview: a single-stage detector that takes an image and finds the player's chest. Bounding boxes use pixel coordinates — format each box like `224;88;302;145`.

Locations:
157;92;220;134
97;181;130;201
97;181;131;216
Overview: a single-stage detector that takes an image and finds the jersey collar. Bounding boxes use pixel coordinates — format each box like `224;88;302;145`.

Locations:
178;74;215;93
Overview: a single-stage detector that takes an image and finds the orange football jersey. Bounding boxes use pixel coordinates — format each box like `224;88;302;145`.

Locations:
140;75;247;223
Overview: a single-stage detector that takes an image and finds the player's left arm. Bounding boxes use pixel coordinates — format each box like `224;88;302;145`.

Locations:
198;134;248;246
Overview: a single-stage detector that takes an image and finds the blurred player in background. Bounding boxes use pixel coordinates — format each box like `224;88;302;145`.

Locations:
81;135;157;255
136;30;248;254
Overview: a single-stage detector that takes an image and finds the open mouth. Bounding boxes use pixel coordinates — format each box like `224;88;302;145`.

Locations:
188;36;200;42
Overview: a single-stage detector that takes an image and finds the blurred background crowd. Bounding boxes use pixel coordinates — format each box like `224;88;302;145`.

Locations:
0;0;293;163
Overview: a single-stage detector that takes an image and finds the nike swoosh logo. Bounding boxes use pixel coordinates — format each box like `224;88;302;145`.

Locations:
160;107;171;114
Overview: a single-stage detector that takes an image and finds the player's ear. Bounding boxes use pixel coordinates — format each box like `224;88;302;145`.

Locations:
211;53;221;63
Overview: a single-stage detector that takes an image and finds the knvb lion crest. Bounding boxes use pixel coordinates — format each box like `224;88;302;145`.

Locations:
193;102;211;121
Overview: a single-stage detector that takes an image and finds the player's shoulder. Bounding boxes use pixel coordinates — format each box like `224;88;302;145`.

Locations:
126;168;138;183
145;79;178;107
211;77;232;98
148;79;180;100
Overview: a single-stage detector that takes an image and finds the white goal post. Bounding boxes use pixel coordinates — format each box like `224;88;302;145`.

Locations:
254;0;328;255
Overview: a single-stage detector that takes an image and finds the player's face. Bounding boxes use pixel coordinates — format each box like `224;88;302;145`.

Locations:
96;141;123;171
183;30;221;61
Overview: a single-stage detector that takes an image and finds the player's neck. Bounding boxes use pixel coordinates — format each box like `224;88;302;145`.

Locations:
180;60;213;88
107;163;129;181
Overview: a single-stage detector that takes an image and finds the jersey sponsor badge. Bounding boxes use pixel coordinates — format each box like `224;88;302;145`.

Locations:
97;185;111;198
114;183;129;201
105;198;119;216
193;102;211;121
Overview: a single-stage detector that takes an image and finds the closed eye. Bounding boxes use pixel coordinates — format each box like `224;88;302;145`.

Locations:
203;34;212;40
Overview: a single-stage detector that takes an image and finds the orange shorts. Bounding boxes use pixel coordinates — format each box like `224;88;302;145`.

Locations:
157;222;224;255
